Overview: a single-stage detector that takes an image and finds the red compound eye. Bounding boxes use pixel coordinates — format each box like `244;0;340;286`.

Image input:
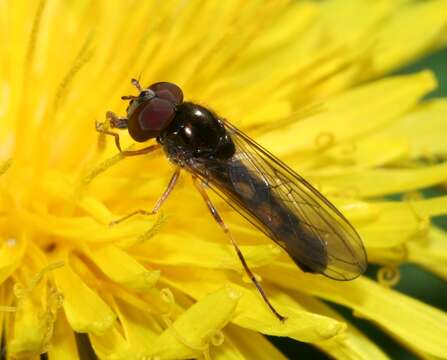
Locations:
149;82;184;104
128;97;175;142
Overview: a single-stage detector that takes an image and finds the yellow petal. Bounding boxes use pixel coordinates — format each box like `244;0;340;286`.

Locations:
372;0;447;75
89;244;160;291
408;227;447;280
53;263;116;335
132;234;280;270
161;266;344;343
75;195;114;225
9;261;63;358
342;196;447;249
215;324;288;360
263;263;447;358
9;294;49;358
317;0;392;45
259;71;436;156
232;286;344;342
20;205;163;245
47;312;79;360
305;136;409;172
112;296;159;354
406;194;447;218
89;327;136;360
376;99;447;158
288;292;389;360
335;199;379;224
315;162;447;198
231;1;317;64
148;286;240;360
0;235;26;285
0;282;14;346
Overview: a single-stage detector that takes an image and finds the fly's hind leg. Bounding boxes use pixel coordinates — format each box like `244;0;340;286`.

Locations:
110;168;181;226
193;176;286;322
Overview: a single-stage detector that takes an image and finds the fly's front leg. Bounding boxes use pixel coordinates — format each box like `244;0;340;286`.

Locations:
110;168;181;226
95;111;128;152
193;176;286;322
96;111;160;156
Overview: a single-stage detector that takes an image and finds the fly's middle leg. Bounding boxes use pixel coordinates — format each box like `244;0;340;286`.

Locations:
193;176;286;322
110;168;181;226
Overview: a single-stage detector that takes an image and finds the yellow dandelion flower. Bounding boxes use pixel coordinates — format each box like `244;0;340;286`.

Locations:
1;0;447;359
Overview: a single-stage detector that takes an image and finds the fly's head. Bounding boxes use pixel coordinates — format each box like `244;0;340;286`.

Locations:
124;81;184;142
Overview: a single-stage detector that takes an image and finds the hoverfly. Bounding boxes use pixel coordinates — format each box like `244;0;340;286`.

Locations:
96;79;367;321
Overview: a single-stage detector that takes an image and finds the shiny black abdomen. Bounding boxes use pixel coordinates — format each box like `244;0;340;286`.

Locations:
203;159;327;273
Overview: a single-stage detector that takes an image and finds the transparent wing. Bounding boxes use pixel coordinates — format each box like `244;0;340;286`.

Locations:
186;120;367;281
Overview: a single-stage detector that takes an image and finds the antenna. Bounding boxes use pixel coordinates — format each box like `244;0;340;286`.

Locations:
121;95;138;100
131;78;143;92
